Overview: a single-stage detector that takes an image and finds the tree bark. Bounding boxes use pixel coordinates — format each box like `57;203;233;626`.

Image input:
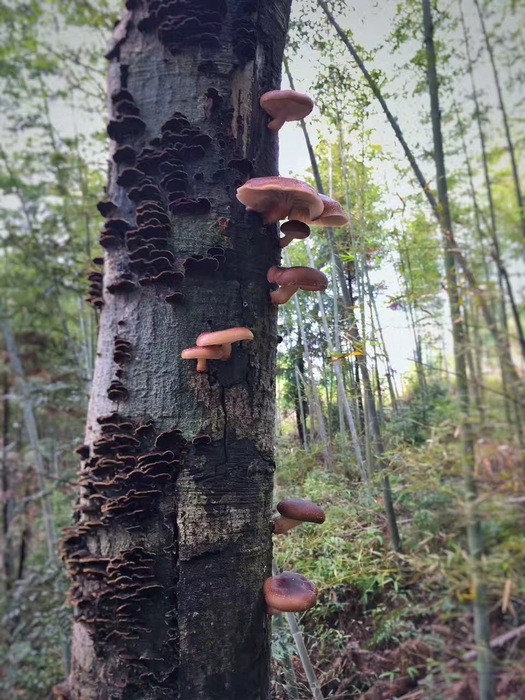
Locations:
63;1;292;698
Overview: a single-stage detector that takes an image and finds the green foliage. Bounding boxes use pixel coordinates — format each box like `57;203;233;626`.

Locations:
385;380;455;446
0;566;70;698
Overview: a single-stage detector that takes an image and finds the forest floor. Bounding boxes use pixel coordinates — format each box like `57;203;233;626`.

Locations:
271;423;525;699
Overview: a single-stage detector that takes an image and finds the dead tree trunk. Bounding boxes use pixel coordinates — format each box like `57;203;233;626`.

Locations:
62;2;291;698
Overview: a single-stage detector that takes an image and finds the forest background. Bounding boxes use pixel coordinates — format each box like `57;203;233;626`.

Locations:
0;0;524;698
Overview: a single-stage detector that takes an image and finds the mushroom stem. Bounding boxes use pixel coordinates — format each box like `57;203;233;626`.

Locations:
279;232;295;248
272;516;302;535
270;285;299;305
181;345;226;372
267;606;283;616
267;115;286;132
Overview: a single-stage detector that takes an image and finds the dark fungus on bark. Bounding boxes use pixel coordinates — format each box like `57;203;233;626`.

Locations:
107;381;129;402
107;115;146;143
75;444;91;460
165;291;184;305
117;167;147;187
168;197;211;216
114;337;132;366
96;199;118;218
114;99;141;116
107;276;138;294
100;231;123;250
85;270;104;309
232;16;258;64
183;256;219;275
111;88;134;104
128;182;163;204
227;158;254;175
113;145;137;164
198;59;216;75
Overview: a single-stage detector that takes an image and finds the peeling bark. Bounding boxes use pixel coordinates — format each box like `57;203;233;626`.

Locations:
63;1;291;698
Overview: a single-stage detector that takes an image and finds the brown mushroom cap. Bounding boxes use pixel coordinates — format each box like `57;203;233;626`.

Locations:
236;177;324;224
277;498;325;524
279;220;311;248
295;194;349;227
260;90;314;132
264;572;318;614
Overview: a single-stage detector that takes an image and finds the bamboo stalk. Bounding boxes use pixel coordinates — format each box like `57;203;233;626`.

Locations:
272;561;323;700
472;0;525;250
421;2;494;696
294;365;309;450
1;314;71;673
304;241;368;481
316;0;522;387
283;252;332;469
272;612;300;700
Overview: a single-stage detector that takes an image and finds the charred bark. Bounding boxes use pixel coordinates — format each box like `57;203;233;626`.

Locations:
63;1;291;698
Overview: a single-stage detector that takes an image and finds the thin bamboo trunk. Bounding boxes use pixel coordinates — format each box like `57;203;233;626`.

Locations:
422;2;494;696
463;302;485;428
472;0;525;249
272;561;323;700
1;317;59;563
1;369;13;590
1;315;70;674
459;0;525;367
284;251;332;469
367;266;398;411
304;242;367;479
317;0;522;386
294;364;308;450
284;59;399;547
271;613;300;700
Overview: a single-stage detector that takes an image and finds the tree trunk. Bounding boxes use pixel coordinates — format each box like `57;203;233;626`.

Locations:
63;2;291;698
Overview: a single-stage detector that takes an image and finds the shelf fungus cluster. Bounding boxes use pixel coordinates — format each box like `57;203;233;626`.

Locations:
93;94;229;313
264;499;325;615
181;327;254;372
63;416;192;683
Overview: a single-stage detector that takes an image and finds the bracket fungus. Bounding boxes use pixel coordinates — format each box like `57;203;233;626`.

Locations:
267;265;328;305
272;498;325;535
264;572;318;615
236;176;323;224
279;220;310;248
260;90;314;132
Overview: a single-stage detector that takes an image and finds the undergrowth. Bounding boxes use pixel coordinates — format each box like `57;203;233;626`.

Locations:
272;429;525;698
